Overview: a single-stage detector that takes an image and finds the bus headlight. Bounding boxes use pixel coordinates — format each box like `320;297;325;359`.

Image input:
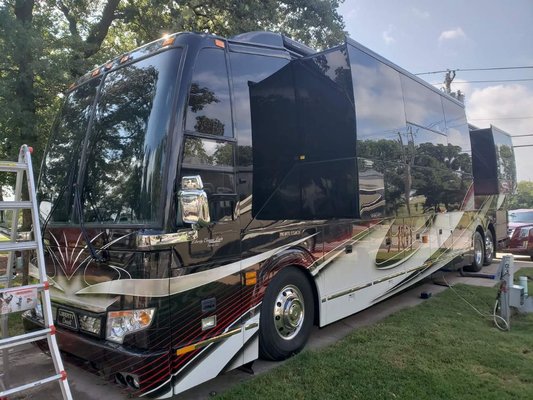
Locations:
106;308;155;344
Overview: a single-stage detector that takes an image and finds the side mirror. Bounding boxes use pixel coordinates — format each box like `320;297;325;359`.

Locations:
178;176;210;226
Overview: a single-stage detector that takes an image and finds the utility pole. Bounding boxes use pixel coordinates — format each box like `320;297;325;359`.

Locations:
443;69;465;103
444;69;456;94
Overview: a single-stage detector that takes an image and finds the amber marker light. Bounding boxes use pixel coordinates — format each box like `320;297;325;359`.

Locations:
215;39;225;48
245;271;257;286
162;36;175;47
138;310;152;325
91;68;100;77
119;54;130;64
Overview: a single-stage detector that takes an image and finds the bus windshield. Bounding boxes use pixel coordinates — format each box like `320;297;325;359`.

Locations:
40;48;182;226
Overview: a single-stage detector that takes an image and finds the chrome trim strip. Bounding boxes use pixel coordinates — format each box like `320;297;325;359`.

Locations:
245;322;259;331
176;327;242;354
324;263;429;302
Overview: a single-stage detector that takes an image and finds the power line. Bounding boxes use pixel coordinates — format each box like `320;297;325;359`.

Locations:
511;134;533;138
416;66;533;75
468;116;533;121
513;144;533;148
430;78;533;85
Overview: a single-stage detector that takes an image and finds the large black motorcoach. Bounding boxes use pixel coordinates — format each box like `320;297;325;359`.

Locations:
22;31;513;397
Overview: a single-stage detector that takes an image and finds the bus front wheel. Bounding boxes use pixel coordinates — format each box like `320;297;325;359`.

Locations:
259;267;314;361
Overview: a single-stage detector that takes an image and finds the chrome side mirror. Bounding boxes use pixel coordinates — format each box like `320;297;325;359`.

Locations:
178;175;210;226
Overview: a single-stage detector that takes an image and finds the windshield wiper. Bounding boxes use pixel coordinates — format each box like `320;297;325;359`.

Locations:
74;182;104;262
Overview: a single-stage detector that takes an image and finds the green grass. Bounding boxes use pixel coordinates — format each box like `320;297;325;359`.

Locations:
218;277;533;400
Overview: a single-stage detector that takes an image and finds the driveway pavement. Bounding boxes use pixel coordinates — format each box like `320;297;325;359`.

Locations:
2;255;531;399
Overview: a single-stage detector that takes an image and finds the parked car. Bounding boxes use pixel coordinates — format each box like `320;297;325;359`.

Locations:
506;209;533;260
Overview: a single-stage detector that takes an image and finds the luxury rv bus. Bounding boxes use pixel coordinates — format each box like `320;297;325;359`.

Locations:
22;31;515;397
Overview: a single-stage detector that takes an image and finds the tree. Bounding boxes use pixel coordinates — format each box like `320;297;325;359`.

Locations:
509;181;533;209
0;0;345;173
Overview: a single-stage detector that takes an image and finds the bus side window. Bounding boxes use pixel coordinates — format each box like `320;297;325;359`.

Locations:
181;136;236;223
185;48;233;137
181;47;236;224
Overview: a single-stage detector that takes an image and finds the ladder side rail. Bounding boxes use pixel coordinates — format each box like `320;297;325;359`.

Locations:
5;147;26;284
23;145;74;400
1;147;27;386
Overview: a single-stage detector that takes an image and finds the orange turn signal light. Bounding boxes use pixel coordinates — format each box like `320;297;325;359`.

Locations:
162;36;175;47
245;271;257;286
215;39;225;48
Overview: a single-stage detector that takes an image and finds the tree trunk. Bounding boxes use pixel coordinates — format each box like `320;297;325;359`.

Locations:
14;0;36;285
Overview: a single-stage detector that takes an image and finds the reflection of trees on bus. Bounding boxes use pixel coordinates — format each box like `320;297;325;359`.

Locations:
358;138;472;215
497;144;516;192
84;65;158;223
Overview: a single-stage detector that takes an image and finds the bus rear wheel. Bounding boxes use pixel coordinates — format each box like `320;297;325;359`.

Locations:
465;231;484;272
259;267;314;361
483;230;494;266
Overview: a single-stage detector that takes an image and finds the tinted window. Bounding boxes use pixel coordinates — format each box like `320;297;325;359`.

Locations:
348;45;407;218
229;52;289;153
182;136;234;167
401;75;446;134
39;78;101;222
186;48;232;136
180;168;235;222
442;97;471;156
83;49;182;225
348;45;406;141
494;129;516;193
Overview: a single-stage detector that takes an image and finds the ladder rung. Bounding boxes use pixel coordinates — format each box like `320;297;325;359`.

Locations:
0;372;63;397
0;273;17;283
0;241;38;252
0;327;51;350
0;200;32;210
0;161;27;173
0;282;47;295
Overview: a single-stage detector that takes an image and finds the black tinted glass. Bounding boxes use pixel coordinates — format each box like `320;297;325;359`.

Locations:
348;45;406;141
83;49;182;225
494;130;516;192
442;97;471;155
186;48;232;136
401;75;446;134
39;78;101;222
182;136;234;167
229;53;288;151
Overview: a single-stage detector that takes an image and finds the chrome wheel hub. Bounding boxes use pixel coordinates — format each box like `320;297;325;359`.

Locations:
485;235;493;259
474;236;483;265
273;285;305;340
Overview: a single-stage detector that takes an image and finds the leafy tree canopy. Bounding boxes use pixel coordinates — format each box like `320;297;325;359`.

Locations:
509;181;533;209
0;0;346;173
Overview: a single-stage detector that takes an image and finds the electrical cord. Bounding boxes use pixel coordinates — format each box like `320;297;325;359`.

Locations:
439;273;510;331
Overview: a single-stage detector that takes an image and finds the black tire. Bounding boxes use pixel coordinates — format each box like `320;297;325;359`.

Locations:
483;230;494;266
259;267;314;361
464;231;484;272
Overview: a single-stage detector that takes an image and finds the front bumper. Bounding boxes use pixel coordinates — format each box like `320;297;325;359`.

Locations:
22;315;172;397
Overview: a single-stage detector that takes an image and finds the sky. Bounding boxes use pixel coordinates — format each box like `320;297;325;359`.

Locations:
338;0;533;181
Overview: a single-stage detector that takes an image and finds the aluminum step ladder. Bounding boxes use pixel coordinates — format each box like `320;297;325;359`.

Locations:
0;145;72;399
